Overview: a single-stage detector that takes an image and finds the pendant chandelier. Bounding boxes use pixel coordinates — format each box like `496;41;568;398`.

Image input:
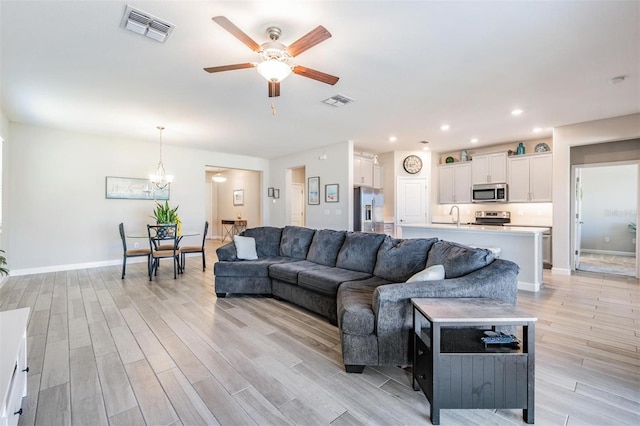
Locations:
149;125;173;189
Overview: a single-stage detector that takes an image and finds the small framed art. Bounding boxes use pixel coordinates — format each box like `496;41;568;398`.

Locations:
233;189;244;206
325;184;339;202
308;176;320;205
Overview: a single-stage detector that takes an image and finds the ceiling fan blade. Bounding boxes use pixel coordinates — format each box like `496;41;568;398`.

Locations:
293;66;339;85
268;81;280;97
286;25;331;57
203;63;256;73
212;16;261;52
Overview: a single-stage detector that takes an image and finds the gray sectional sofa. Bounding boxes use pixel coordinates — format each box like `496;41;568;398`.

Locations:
214;226;519;373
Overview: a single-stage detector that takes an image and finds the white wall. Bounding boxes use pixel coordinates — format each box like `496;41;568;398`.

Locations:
269;141;351;230
580;164;637;253
553;113;640;274
6;123;269;275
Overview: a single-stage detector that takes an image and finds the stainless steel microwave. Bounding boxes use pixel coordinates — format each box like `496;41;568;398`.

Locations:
472;183;508;203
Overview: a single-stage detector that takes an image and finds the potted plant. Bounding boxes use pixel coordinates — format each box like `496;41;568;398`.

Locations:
0;249;8;276
151;201;181;235
152;200;179;224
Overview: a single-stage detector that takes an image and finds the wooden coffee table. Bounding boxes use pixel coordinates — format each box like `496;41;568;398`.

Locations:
412;298;536;424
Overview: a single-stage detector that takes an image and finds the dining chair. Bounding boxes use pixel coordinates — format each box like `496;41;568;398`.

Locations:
180;221;209;271
147;224;181;280
119;222;150;279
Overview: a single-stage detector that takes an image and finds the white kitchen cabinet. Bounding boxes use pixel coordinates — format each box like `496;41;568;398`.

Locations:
354;156;374;187
1;308;30;426
471;152;508;184
438;162;471;204
373;164;383;189
508;153;552;202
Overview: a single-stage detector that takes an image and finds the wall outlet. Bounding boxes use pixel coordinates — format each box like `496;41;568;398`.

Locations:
604;236;610;243
134;242;139;248
335;209;342;215
324;209;330;215
633;238;636;244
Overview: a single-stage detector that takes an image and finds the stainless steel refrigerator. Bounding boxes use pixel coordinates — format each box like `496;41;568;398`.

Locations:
354;187;384;233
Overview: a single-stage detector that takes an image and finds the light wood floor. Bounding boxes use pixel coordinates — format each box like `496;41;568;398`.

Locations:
1;240;638;425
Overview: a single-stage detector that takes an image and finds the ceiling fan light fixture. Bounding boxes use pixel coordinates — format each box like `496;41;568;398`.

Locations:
257;59;292;82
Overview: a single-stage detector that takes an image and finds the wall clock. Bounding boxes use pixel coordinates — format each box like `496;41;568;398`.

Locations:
403;155;423;174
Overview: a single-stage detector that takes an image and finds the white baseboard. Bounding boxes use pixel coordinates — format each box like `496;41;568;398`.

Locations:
580;249;635;257
518;281;541;292
9;253;206;277
551;267;571;275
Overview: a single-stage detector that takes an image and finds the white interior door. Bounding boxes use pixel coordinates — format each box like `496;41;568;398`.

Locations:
396;177;427;237
291;183;304;226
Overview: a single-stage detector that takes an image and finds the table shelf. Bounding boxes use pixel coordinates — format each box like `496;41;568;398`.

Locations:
412;298;535;425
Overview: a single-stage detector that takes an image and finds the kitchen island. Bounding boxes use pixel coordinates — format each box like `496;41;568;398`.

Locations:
400;224;549;292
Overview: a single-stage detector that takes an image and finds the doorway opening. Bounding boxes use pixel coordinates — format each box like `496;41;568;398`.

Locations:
205;166;262;240
572;162;638;277
289;166;306;226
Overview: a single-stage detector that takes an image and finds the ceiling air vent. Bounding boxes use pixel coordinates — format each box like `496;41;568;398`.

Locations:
121;5;174;43
322;94;355;107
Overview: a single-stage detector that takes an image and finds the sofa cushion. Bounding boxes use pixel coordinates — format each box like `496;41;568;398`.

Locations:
337;277;392;336
298;268;372;297
268;260;331;284
279;226;316;259
406;264;445;282
214;257;296;278
373;236;438;282
336;232;386;274
306;229;346;266
426;240;495;278
243;227;283;257
233;235;258;260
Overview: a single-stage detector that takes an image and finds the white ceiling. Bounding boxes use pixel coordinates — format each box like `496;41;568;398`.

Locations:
1;1;639;158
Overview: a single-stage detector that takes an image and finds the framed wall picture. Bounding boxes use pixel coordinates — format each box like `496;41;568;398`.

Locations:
273;189;280;199
233;189;244;206
308;176;320;205
105;176;169;200
325;184;339;202
268;187;274;197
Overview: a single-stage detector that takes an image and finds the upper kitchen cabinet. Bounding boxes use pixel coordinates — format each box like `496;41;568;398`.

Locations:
471;152;507;184
508;153;553;202
373;164;383;189
439;162;472;204
354;156;374;187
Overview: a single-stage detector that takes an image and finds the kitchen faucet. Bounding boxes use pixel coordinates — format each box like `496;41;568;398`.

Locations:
449;205;460;227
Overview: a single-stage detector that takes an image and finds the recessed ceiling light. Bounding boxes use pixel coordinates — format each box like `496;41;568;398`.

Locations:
470;138;479;143
609;75;627;84
532;127;542;133
511;109;524;116
420;140;430;151
440;124;450;131
389;136;397;142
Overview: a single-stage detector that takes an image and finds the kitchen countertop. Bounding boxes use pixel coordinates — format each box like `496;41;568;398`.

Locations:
408;223;549;234
400;223;548;292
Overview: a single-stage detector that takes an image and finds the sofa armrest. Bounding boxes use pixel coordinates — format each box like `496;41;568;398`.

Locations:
216;242;238;261
371;258;519;365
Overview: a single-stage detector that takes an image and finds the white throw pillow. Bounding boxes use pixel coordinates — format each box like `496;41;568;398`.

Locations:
406;264;445;282
234;235;258;260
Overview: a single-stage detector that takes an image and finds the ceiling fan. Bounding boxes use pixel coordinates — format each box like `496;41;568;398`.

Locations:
204;16;339;97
